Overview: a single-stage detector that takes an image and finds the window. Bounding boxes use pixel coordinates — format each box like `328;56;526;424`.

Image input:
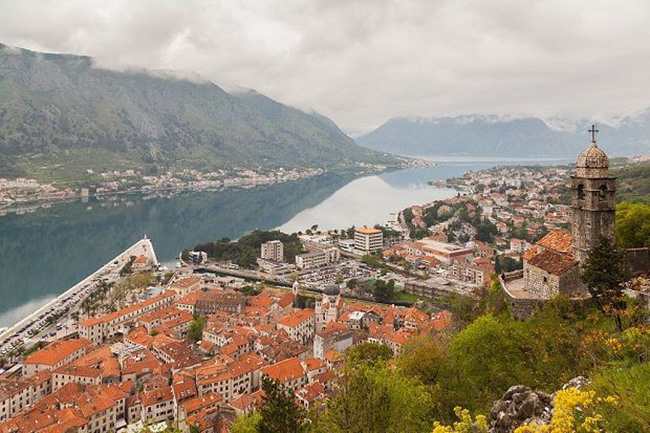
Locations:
543;276;548;283
598;184;607;201
577;184;585;200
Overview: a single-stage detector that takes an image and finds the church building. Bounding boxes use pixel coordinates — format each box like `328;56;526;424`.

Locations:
501;127;617;316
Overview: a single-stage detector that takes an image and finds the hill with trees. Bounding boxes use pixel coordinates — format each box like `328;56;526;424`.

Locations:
0;43;398;182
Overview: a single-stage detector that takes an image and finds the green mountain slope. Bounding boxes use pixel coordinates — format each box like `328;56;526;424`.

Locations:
0;43;396;180
615;159;650;203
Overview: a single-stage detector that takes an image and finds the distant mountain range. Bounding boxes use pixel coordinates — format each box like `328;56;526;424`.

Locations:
0;43;396;181
357;114;650;158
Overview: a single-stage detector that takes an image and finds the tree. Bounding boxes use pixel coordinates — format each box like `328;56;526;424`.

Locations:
258;376;307;433
581;235;629;331
361;254;382;268
346;342;393;367
446;315;534;412
230;413;261;433
616;201;650;248
373;279;395;302
188;315;207;342
397;335;446;386
314;362;432;433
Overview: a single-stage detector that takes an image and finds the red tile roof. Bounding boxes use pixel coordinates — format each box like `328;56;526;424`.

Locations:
261;357;304;383
528;250;578;276
536;230;573;255
23;339;90;367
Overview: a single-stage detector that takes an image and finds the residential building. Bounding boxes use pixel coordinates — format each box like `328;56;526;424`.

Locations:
260;240;284;262
22;339;91;377
354;228;383;254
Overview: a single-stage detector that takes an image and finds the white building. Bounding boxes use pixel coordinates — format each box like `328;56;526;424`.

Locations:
354;228;383;254
295;247;339;269
261;240;284;262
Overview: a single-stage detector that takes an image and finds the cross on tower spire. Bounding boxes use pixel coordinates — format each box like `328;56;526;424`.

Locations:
588;124;599;145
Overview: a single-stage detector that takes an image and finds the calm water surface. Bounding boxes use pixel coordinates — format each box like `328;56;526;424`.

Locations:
0;158;566;326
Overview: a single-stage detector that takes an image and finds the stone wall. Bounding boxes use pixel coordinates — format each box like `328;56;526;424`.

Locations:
524;263;560;299
626;247;650;276
558;266;585;297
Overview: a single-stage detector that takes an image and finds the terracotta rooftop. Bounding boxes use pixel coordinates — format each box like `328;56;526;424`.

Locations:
80;291;175;327
536;230;573;256
23;339;90;367
528;250;578;276
140;386;174;406
277;309;314;328
356;227;382;235
522;246;539;261
172;275;201;288
261;357;304;383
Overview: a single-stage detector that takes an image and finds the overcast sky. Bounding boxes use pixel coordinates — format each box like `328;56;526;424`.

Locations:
1;0;649;134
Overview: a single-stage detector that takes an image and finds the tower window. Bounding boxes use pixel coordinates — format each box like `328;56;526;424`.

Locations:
598;184;607;201
577;184;585;200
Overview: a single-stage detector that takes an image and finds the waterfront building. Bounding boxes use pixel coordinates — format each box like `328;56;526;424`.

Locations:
295;250;329;269
354;227;383;254
78;292;176;346
260;240;284;262
22;338;91;378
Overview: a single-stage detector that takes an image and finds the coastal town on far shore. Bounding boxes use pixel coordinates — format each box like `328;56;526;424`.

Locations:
0;157;433;217
0;148;648;433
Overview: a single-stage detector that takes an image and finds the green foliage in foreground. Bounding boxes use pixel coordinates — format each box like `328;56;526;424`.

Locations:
312;362;433;433
258;376;307;433
246;283;649;432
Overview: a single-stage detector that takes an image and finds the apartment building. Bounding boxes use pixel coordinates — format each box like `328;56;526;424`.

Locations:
22;338;91;377
260;240;284;262
78;292;176;346
260;357;306;391
276;309;315;344
354;228;384;254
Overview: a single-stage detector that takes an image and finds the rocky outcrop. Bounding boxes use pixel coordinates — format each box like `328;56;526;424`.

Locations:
488;377;590;433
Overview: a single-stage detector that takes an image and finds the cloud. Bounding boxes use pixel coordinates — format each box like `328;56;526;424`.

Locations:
1;0;649;133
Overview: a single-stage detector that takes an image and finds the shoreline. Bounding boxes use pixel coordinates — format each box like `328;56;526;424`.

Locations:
0;238;157;351
0;163;430;218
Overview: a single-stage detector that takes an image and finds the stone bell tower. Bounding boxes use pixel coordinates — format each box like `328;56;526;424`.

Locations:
570;125;616;264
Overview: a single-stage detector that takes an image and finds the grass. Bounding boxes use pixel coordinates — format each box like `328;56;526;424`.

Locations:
394;292;433;303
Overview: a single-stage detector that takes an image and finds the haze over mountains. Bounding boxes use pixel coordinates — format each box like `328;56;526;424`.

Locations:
0;43;395;179
358;113;650;158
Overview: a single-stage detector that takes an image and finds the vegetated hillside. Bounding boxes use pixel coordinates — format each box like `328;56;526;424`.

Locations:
0;43;397;180
615;160;650;203
358;114;650;158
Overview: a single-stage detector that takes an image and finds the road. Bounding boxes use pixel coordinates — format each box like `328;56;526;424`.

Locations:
0;237;158;359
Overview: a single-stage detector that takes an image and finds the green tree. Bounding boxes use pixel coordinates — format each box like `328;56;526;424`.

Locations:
346;342;393;367
373;279;395;302
616;201;650;247
258;376;307;433
397;335;446;387
446;315;533;412
581;235;629;331
361;254;382;268
314;362;433;433
187;315;207;342
230;413;261;433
